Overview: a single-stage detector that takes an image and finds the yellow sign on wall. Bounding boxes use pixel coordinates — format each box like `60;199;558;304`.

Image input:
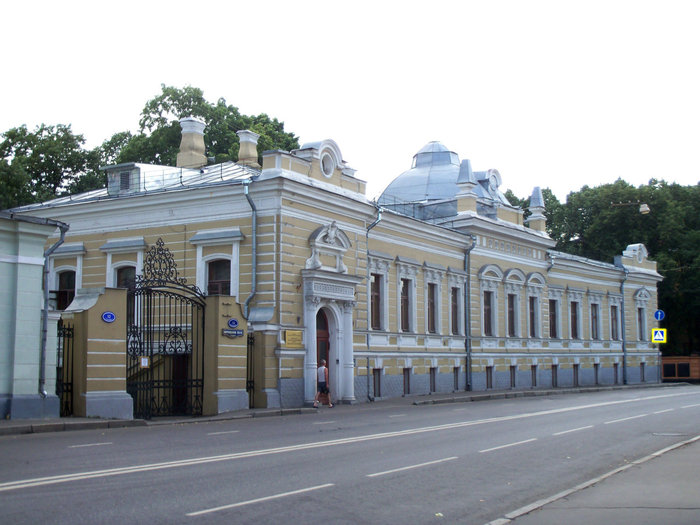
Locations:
286;330;303;347
651;328;667;343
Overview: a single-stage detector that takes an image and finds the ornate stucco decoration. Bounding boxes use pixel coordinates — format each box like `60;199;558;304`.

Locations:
305;221;352;273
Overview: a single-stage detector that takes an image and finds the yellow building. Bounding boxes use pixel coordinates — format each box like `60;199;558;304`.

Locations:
14;119;663;417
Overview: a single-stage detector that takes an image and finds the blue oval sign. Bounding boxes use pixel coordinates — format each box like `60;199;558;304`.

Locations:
227;318;239;329
102;311;116;323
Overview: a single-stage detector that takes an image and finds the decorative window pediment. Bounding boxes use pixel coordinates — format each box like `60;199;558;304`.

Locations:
634;287;652;307
305;221;352;273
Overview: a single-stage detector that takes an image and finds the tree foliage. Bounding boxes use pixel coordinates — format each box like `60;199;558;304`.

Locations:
509;179;700;355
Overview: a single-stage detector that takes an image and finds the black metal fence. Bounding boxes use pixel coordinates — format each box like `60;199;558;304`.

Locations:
56;321;74;417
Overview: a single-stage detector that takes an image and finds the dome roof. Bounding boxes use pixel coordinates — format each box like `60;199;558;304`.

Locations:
379;142;461;204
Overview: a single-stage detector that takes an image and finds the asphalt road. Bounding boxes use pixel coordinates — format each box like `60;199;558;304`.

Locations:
1;385;699;524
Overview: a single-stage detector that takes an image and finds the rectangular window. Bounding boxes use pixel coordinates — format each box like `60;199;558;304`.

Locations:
454;366;460;390
507;294;517;337
486;366;493;389
637;307;646;341
510;365;516;388
549;299;558;339
614;363;619;385
373;368;382;398
403;368;411;395
531;365;538;387
640;362;646;382
573;364;580;387
570;301;580;339
552;364;558;387
430;367;437;392
529;296;538;338
483;291;494;336
370;273;381;330
400;278;410;332
451;287;460;335
591;303;600;340
610;305;619;341
427;283;437;333
594;363;600;385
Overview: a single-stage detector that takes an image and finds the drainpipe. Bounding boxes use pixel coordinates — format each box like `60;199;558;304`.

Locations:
40;222;70;398
464;234;477;391
242;179;257;320
365;205;382;402
620;267;629;385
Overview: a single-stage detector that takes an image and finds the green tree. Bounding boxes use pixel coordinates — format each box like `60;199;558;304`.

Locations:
117;84;299;166
1;124;91;207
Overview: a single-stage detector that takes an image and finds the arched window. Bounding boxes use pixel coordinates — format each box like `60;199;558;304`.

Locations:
207;259;231;295
56;270;76;310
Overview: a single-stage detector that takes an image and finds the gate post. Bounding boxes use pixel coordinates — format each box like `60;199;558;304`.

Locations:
203;296;249;414
62;287;133;419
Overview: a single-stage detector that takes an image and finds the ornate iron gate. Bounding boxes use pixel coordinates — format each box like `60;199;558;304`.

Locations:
127;238;206;419
56;321;74;417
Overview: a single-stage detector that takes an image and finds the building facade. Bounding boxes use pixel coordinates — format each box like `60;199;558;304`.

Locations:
13;120;663;415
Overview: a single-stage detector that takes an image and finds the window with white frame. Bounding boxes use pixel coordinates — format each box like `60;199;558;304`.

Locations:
50;243;85;311
504;269;525;338
526;273;545;339
567;289;584;340
190;229;243;298
609;294;622;341
589;293;603;340
447;268;467;336
396;257;419;333
423;263;445;335
479;265;502;337
100;237;146;287
634;288;651;341
368;252;391;331
548;287;564;339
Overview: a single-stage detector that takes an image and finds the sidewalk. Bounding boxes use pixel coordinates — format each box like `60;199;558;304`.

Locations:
489;435;700;525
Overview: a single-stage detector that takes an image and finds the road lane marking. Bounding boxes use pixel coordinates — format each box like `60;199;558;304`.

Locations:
207;430;240;436
653;409;674;414
68;442;113;448
1;390;695;493
367;457;458;477
389;414;407;418
553;425;594;436
604;414;648;425
312;421;336;425
681;403;700;409
186;483;335;516
479;438;537;453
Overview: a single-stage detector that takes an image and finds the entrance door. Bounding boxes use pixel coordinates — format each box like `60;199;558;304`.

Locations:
316;310;330;402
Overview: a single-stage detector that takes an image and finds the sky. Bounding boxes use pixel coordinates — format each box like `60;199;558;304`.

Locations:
2;0;699;202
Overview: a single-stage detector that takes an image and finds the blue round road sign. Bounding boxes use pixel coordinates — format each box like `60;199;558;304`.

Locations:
102;311;116;323
654;310;665;321
227;318;239;329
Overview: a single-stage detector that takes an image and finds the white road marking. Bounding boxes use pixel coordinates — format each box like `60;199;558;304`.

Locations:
389;414;406;418
553;425;594;436
186;483;335;516
367;457;458;477
312;421;337;425
653;409;674;414
681;403;700;409
604;413;648;424
68;442;113;449
207;430;240;436
479;438;537;453
1;390;695;492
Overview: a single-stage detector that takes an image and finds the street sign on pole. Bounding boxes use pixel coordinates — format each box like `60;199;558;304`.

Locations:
654;310;665;321
651;328;667;343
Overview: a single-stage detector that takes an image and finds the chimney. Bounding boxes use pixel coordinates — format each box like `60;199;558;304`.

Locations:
176;117;207;169
237;130;261;168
